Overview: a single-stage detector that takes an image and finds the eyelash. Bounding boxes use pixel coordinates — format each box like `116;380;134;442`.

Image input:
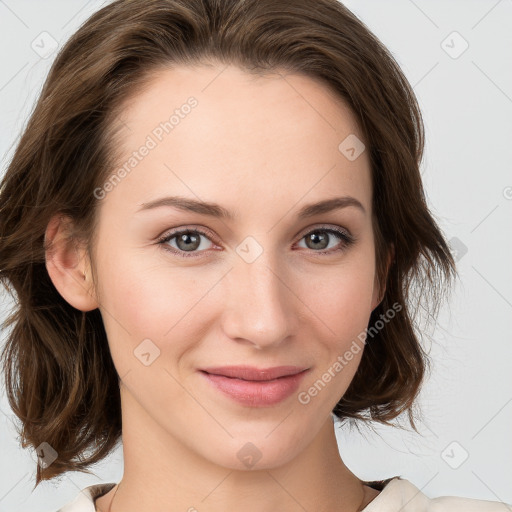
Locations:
156;225;356;259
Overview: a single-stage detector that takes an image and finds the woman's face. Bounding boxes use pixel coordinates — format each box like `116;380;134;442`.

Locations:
90;63;382;470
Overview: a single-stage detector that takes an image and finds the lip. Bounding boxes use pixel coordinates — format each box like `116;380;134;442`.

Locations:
199;365;310;407
201;365;308;381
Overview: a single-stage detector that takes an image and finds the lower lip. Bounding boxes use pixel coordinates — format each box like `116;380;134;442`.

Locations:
200;370;309;407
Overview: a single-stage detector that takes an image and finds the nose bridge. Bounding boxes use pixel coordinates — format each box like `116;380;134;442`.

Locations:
222;248;295;348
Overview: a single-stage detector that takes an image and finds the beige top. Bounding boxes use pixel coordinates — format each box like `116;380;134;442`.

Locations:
56;477;512;511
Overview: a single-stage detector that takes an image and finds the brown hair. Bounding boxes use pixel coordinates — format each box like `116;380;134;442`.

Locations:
0;0;456;487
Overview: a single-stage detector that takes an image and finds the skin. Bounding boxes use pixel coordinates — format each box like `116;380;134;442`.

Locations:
46;63;392;512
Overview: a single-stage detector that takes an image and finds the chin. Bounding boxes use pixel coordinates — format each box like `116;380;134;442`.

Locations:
194;424;314;472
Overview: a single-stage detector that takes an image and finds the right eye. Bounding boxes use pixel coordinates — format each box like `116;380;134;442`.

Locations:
157;227;218;258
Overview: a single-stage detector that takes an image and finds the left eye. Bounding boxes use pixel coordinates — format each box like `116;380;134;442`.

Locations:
296;228;354;253
157;226;354;258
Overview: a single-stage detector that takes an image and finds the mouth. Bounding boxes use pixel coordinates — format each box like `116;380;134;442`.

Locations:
200;365;309;381
199;366;310;407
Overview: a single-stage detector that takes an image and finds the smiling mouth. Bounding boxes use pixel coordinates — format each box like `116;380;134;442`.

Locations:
199;365;309;381
199;367;310;407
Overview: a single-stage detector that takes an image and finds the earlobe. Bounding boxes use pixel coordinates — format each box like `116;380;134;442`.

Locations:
45;214;99;312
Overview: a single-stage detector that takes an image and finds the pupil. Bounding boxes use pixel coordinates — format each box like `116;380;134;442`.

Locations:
309;232;328;250
178;232;199;251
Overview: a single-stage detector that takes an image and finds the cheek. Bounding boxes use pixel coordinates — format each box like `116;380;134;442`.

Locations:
301;261;376;340
96;244;213;356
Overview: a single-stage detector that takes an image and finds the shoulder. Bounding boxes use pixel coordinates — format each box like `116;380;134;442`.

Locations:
363;477;512;512
54;482;117;512
427;495;512;512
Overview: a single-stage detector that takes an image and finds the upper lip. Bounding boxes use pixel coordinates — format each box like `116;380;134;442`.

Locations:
200;365;309;381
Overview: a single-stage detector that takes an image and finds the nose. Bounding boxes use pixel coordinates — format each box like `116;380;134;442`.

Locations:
220;255;298;350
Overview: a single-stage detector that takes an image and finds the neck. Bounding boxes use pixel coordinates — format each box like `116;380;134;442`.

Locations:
99;386;370;512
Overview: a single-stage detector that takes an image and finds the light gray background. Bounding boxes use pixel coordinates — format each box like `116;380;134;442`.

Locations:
0;1;511;510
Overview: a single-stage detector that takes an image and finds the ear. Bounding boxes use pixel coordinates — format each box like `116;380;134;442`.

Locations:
45;214;99;312
371;243;395;311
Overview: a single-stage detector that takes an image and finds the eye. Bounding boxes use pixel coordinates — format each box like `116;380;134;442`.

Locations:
296;226;355;255
156;225;356;258
157;227;216;258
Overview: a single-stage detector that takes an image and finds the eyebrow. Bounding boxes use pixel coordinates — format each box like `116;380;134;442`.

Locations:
137;195;366;219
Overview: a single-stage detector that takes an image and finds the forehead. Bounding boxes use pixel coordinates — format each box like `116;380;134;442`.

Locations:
103;63;372;218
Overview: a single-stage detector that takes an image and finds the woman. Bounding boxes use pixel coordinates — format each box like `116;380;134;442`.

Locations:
0;0;509;511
